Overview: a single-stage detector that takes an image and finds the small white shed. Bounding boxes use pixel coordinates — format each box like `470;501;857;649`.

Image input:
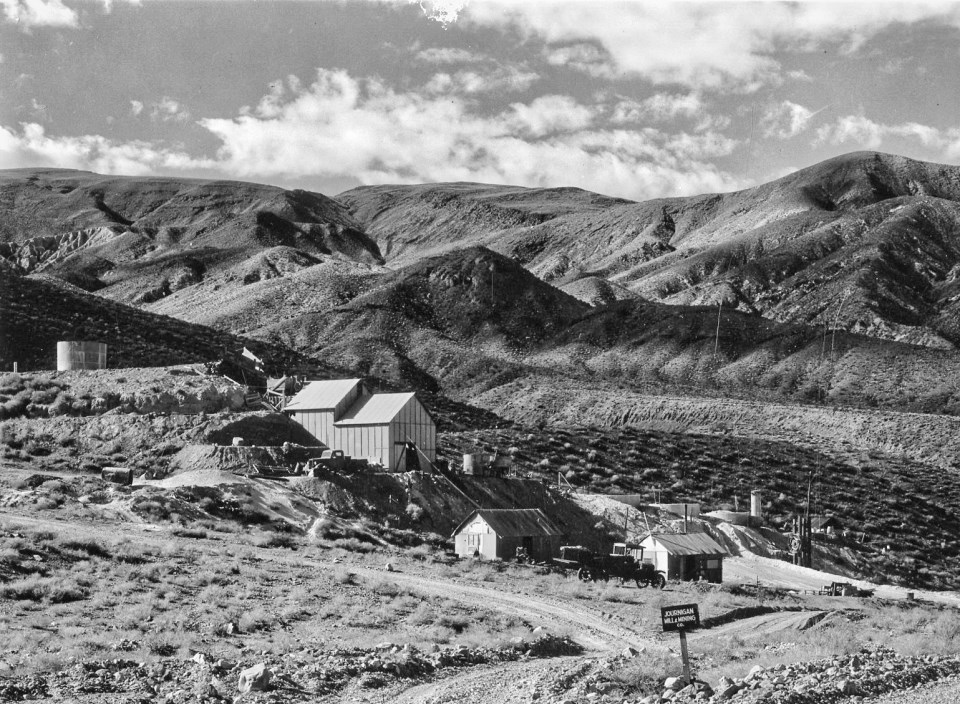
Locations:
640;532;727;583
452;509;564;561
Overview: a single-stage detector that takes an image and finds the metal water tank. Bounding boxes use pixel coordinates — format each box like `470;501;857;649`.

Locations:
56;341;107;371
750;490;762;519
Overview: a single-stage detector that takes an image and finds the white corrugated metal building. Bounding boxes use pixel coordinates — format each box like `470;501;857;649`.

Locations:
451;509;565;561
639;532;727;583
285;379;436;471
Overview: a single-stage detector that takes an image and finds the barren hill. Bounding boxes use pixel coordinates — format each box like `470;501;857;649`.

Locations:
247;246;960;416
0;271;338;375
340;152;960;349
0;168;384;307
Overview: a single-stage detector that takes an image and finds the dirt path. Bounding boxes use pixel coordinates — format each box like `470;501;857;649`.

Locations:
689;610;830;642
387;655;595;704
336;563;645;651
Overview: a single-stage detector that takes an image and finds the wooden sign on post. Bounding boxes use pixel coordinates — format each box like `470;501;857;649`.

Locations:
661;603;700;685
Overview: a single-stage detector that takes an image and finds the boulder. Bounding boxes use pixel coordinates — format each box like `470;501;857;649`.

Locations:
836;679;858;695
664;676;684;690
237;663;270;693
716;684;740;700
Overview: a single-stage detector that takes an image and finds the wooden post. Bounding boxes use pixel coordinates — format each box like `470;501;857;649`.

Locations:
679;626;692;684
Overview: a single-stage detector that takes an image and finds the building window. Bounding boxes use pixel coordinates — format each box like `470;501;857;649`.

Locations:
707;559;720;569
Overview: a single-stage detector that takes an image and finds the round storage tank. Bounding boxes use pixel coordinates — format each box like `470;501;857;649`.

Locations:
56;341;107;371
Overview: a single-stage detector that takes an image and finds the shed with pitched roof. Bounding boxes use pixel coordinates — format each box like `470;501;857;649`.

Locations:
285;379;435;471
639;532;727;583
451;508;565;561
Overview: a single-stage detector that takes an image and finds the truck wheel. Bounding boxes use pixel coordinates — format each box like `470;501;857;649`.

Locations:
577;567;592;582
655;574;666;589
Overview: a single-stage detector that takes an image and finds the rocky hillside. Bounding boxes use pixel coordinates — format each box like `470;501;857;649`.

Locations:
245;246;960;416
0;168;384;307
0;271;339;376
340;152;960;349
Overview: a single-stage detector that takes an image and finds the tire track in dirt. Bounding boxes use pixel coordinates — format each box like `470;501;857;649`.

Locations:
319;562;648;651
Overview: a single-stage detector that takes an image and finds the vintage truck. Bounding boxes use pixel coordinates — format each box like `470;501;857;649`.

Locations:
553;544;666;588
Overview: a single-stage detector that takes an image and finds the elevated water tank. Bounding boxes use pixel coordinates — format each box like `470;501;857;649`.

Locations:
56;341;107;371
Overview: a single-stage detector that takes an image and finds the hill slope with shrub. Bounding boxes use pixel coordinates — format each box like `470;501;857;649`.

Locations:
0;168;384;310
341;152;960;349
248;246;960;416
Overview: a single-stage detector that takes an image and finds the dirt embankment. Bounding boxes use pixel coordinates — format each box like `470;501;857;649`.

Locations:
290;471;606;543
476;381;960;469
1;411;310;474
1;366;247;419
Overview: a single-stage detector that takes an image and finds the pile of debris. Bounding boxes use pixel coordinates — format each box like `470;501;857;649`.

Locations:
637;646;960;703
0;636;582;702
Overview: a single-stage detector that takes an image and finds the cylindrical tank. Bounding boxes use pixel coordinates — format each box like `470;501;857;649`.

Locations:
463;453;476;475
750;490;762;519
56;341;107;371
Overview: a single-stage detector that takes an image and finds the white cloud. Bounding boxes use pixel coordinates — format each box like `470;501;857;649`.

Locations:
129;100;144;117
787;69;813;82
1;0;77;28
416;47;485;64
612;93;703;124
506;95;595;138
814;115;960;158
423;66;539;94
461;2;960;90
198;68;742;199
0;122;210;174
150;96;190;123
0;67;745;200
412;0;468;27
761;101;816;139
545;43;614;78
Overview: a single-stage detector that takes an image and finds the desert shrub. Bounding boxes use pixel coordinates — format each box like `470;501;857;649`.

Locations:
405;502;424;521
171;527;208;540
22;440;51;457
0;373;25;395
238;608;272;633
252;532;298;549
0;576;87;604
56;538;111;559
332;537;377;553
1;390;31;418
29;388;59;406
607;649;682;694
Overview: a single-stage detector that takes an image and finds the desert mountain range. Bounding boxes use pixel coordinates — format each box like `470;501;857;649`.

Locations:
4;152;960;417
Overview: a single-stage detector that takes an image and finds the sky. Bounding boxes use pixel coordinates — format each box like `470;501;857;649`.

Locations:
2;0;960;201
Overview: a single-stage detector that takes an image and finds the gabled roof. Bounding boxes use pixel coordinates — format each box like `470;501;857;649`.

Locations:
641;532;727;556
285;378;362;412
451;509;564;538
334;392;417;426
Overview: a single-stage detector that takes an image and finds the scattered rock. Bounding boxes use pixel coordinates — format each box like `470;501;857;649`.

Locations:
237;663;270;693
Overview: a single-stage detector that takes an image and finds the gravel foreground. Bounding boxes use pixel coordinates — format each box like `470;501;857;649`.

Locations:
3;642;960;704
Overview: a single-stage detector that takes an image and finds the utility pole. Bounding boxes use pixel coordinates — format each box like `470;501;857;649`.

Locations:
713;301;722;357
831;289;852;359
